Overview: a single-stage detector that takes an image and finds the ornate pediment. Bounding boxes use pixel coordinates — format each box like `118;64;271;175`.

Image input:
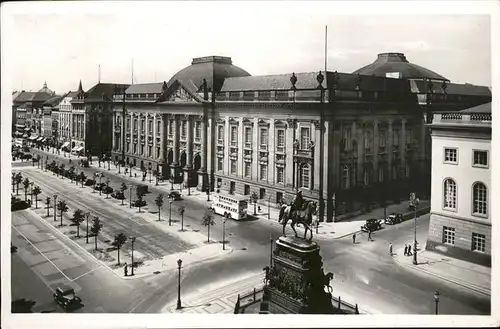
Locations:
242;117;254;126
228;117;239;125
258;119;270;127
275;119;287;128
164;83;200;103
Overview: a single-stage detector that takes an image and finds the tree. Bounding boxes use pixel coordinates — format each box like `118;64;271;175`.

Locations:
11;173;16;193
120;183;128;205
202;209;216;243
135;188;147;212
90;217;103;250
112;233;127;265
57;200;69;227
250;191;259;215
178;205;186;231
15;173;23;195
68;166;75;182
59;163;65;176
105;178;111;199
71;209;85;237
45;196;51;217
155;193;164;221
32;186;41;209
22;178;30;201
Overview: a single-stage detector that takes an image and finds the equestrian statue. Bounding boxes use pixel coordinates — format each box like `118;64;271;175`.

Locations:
278;191;317;241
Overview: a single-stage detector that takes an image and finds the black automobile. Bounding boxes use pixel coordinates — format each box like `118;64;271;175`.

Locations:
94;183;107;191
384;213;403;225
84;179;96;186
132;199;147;208
361;218;382;233
168;191;182;201
111;191;125;200
53;287;82;311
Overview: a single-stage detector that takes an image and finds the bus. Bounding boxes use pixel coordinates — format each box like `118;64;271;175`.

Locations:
211;193;249;220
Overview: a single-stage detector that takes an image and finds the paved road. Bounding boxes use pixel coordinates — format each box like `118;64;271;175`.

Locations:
16;150;491;314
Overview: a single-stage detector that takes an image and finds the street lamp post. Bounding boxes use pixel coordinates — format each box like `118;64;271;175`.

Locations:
85;212;90;244
270;233;273;267
129;185;134;208
176;259;183;310
410;193;420;265
434;291;440;315
99;174;103;196
108;157;111;171
148;163;152;183
130;236;136;276
53;194;58;222
169;198;173;226
222;215;228;250
268;195;271;219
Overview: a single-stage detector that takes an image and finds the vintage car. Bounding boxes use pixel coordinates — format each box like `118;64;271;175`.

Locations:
360;218;382;233
111;191;125;200
384;213;403;225
53;287;82;311
168;191;182;201
84;179;96;186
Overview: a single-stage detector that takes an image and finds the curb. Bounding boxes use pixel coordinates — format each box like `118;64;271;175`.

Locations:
393;251;491;297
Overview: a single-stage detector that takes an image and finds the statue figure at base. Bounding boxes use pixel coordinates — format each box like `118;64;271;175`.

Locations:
278;191;317;241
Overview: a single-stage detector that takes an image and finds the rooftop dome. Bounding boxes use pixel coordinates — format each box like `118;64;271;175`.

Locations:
167;56;250;93
38;81;55;96
353;53;449;81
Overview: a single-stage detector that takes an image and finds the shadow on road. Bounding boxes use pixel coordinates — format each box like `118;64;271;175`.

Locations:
12;298;37;313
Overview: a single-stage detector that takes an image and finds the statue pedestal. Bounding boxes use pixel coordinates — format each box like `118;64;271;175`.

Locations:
261;236;336;314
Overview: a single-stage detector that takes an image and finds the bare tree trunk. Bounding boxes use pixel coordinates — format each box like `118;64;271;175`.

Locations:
95;234;98;250
117;248;120;265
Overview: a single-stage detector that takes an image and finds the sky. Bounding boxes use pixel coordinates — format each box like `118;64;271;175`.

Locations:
2;1;493;95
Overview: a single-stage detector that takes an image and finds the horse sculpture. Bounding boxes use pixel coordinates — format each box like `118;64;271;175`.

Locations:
278;200;317;241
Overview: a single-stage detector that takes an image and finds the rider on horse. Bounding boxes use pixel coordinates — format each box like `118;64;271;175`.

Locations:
291;190;304;214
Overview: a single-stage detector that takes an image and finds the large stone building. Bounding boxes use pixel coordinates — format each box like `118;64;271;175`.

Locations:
112;53;491;222
13;82;55;135
425;102;491;266
42;95;64;139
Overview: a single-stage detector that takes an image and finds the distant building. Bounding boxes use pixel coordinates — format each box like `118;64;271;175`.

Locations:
71;81;130;155
425;102;491;266
111;54;491;221
13;82;56;135
58;84;79;150
42;95;64;140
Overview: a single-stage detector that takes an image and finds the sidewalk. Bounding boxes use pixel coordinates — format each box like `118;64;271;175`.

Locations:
336;199;430;223
393;245;491;296
162;271;264;314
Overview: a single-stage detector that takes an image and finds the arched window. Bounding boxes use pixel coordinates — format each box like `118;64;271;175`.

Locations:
443;179;457;210
342;165;350;189
472;182;487;216
300;164;310;189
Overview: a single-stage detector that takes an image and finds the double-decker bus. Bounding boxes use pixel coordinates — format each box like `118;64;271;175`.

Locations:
211;193;249;220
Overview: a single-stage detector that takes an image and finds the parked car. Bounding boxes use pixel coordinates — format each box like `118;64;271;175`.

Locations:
384;213;403;225
53;287;82;311
111;191;125;200
168;191;182;201
132;199;147;208
84;179;96;186
103;186;114;194
136;184;148;195
361;218;382;233
94;183;107;191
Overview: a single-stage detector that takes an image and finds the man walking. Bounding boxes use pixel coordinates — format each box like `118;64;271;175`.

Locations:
404;244;408;256
352;233;356;244
389;242;393;256
368;231;373;242
408;244;412;256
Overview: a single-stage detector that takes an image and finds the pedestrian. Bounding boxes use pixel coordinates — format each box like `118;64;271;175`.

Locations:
404;244;408;256
389;242;393;256
408;244;412;256
124;263;128;277
352;233;356;244
368;231;372;242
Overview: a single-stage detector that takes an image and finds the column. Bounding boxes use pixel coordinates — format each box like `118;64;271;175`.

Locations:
200;116;207;172
285;120;295;188
269;118;276;185
186;115;193;168
356;121;364;185
237;118;244;178
313;121;321;191
400;119;406;176
252;117;259;180
173;115;180;165
224;117;229;174
373;120;379;182
387;119;393;179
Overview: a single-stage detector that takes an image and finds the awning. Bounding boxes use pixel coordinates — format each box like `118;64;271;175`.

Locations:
24;128;30;131
22;134;28;138
40;137;47;142
61;142;70;148
76;146;84;152
29;136;37;140
36;137;44;142
15;124;25;128
71;145;79;151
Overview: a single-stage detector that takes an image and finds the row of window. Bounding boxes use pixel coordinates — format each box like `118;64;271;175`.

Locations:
443;179;488;216
444;148;488;167
217;160;311;189
442;227;486;252
123;142;160;158
342;126;413;151
341;163;411;189
217;126;309;150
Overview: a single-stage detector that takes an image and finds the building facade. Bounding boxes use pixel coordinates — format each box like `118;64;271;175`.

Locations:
111;54;491;222
72;82;130;156
42;95;64;139
425;103;491;266
58;89;78;150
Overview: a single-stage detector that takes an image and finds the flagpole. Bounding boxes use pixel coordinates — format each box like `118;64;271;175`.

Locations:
325;25;328;73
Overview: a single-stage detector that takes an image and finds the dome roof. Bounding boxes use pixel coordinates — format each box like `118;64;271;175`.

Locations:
167;56;250;93
38;81;55;96
353;53;449;81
